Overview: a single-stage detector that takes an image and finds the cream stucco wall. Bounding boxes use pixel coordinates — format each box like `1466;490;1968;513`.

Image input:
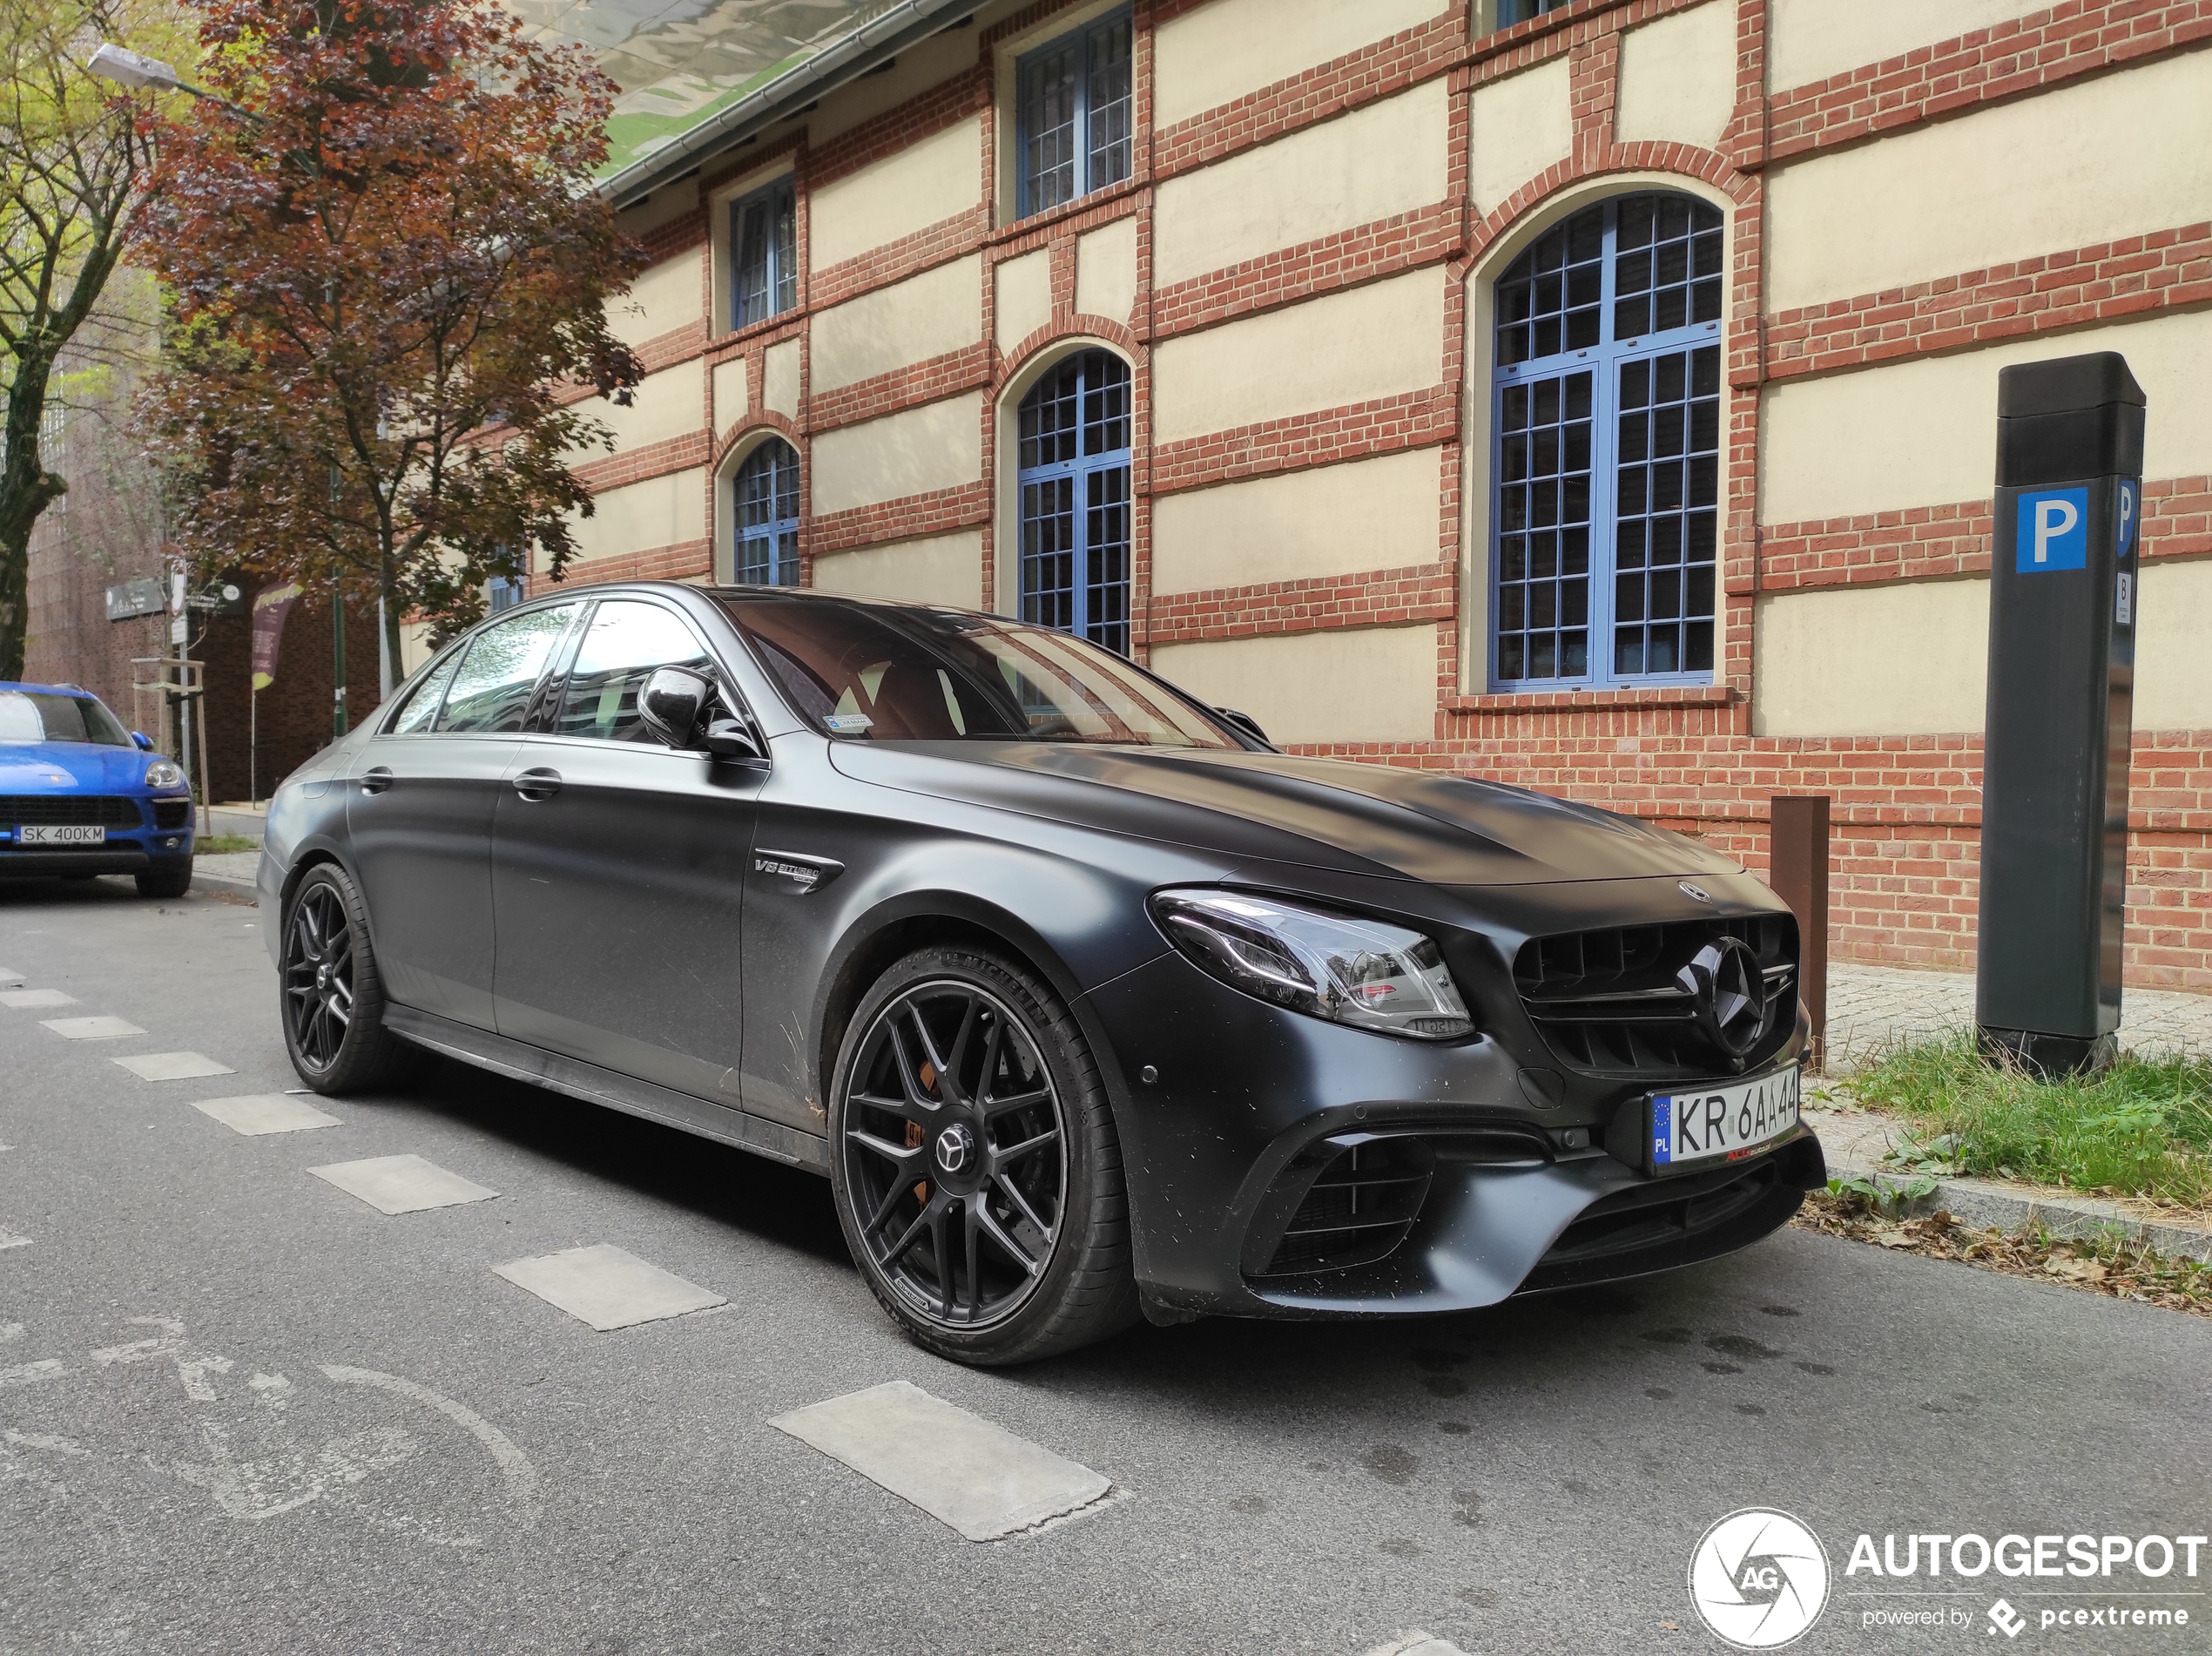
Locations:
1076;217;1139;324
609;247;703;348
1151;625;1440;744
1768;51;2212;313
1763;308;2212;524
1153;0;1441;128
1751;578;1989;737
1468;57;1572;215
1154;447;1445;594
812;254;983;393
592;364;705;455
1615;1;1737;152
568;469;706;564
1152;266;1445;443
811;392;983;517
1152;80;1448;288
813;530;984;608
1769;0;2050;92
763;340;802;421
2134;560;2212;732
995;248;1052;354
711;357;747;438
809;25;979;145
811;115;982;272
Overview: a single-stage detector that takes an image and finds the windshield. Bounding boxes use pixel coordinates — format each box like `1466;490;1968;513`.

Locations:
717;597;1238;749
0;689;132;747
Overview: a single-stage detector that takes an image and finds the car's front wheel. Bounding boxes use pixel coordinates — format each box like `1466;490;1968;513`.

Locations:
280;862;423;1094
828;946;1139;1365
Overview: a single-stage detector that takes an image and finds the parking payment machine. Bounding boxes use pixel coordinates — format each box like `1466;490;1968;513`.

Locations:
1975;352;2145;1075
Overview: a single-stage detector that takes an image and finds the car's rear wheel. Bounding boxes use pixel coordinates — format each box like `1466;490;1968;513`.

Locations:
135;858;192;898
280;862;423;1094
829;946;1139;1365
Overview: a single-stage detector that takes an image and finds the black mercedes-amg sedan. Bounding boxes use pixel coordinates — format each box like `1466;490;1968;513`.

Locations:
259;582;1823;1364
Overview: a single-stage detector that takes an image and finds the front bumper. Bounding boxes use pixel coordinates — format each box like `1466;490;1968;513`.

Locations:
1083;948;1823;1321
0;800;194;876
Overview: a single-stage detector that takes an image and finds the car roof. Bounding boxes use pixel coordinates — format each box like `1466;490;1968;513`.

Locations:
0;681;97;699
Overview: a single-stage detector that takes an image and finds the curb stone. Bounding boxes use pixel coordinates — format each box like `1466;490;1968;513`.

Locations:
1806;1105;2212;1264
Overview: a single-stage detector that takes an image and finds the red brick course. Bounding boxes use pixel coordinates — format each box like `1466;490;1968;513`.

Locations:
1148;560;1456;645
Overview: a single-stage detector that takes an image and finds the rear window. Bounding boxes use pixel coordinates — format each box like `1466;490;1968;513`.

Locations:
716;597;1235;748
0;690;132;746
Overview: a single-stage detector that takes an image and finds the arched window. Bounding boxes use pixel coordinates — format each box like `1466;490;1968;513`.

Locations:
1491;193;1724;687
1017;349;1130;655
733;438;800;586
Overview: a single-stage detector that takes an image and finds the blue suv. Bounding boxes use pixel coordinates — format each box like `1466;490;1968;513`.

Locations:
0;682;196;897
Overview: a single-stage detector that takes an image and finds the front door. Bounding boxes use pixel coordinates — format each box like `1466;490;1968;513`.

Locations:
490;598;763;1102
347;602;580;1028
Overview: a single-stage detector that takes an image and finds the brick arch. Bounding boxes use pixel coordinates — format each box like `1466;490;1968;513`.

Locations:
993;318;1143;396
1471;142;1755;263
711;410;802;474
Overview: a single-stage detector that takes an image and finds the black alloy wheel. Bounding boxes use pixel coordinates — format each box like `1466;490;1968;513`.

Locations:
830;947;1139;1364
279;862;423;1094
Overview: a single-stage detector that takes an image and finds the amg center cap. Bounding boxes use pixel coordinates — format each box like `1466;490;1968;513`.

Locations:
934;1122;976;1177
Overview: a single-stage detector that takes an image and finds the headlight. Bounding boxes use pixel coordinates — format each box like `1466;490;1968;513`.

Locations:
1151;889;1474;1041
144;760;185;790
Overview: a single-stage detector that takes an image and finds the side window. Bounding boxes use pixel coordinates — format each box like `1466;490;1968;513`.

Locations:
386;649;462;734
1016;9;1133;217
732;178;797;328
435;604;580;733
554;601;716;744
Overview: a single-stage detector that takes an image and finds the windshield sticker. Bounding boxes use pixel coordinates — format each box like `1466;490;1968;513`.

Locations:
823;713;873;733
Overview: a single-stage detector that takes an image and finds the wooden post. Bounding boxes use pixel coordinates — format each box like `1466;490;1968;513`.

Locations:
1769;795;1831;1070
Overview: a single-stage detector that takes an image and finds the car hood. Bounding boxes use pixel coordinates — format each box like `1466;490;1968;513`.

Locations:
0;741;148;792
826;741;1743;885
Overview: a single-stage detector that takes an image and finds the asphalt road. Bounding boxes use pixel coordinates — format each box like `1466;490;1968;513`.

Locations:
2;879;2207;1656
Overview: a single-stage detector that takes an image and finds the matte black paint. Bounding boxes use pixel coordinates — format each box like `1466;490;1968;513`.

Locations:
260;582;1817;1321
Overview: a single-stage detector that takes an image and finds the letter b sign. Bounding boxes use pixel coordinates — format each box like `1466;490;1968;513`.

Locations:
2017;488;2088;572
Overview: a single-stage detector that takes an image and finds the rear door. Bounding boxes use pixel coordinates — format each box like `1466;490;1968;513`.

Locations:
489;597;764;1101
346;602;580;1028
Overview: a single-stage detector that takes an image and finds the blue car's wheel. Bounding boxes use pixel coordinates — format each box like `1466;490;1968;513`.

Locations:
280;863;424;1093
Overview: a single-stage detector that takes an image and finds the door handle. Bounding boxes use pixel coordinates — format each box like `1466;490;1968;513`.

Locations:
513;767;562;801
360;766;394;795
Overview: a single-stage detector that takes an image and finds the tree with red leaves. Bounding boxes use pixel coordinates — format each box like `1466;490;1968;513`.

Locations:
140;0;644;676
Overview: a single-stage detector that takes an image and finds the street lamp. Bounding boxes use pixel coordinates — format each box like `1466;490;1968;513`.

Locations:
85;41;260;121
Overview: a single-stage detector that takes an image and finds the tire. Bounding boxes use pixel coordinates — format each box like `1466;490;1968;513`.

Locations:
828;945;1140;1366
278;862;426;1094
135;858;193;898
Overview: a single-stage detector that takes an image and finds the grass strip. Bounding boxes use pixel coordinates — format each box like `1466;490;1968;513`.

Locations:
1845;1033;2212;1205
1794;1187;2212;1318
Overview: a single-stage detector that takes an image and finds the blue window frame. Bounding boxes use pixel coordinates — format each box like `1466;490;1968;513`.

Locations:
1492;193;1724;688
734;439;801;585
732;177;797;330
1015;9;1133;218
1018;350;1131;655
487;574;523;613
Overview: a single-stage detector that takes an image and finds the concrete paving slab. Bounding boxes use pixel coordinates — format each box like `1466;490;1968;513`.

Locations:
190;1093;340;1136
0;966;23;985
308;1154;499;1215
771;1380;1112;1542
0;989;76;1009
0;1228;30;1251
110;1051;235;1082
493;1243;724;1331
40;1016;146;1040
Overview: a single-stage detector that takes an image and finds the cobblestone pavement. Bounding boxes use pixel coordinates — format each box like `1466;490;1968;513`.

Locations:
1827;963;2212;1067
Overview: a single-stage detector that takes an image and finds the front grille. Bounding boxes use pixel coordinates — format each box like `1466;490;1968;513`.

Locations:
152;800;191;829
1256;1136;1434;1278
1514;916;1797;1078
0;795;141;828
1540;1156;1784;1266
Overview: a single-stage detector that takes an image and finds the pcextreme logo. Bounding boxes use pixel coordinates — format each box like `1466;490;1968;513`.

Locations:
1689;1508;1832;1649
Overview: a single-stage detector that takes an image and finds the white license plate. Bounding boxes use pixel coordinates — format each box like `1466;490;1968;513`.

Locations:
17;825;105;846
1649;1066;1801;1174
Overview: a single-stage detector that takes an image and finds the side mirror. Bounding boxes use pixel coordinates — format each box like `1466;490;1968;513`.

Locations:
705;717;764;763
637;666;711;747
1214;706;1271;747
131;731;154;751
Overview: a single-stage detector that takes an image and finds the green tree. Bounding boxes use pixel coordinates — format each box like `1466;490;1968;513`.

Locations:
141;0;644;676
0;0;174;680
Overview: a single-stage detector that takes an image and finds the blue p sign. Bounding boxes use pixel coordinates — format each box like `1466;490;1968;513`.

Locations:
2017;487;2088;572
